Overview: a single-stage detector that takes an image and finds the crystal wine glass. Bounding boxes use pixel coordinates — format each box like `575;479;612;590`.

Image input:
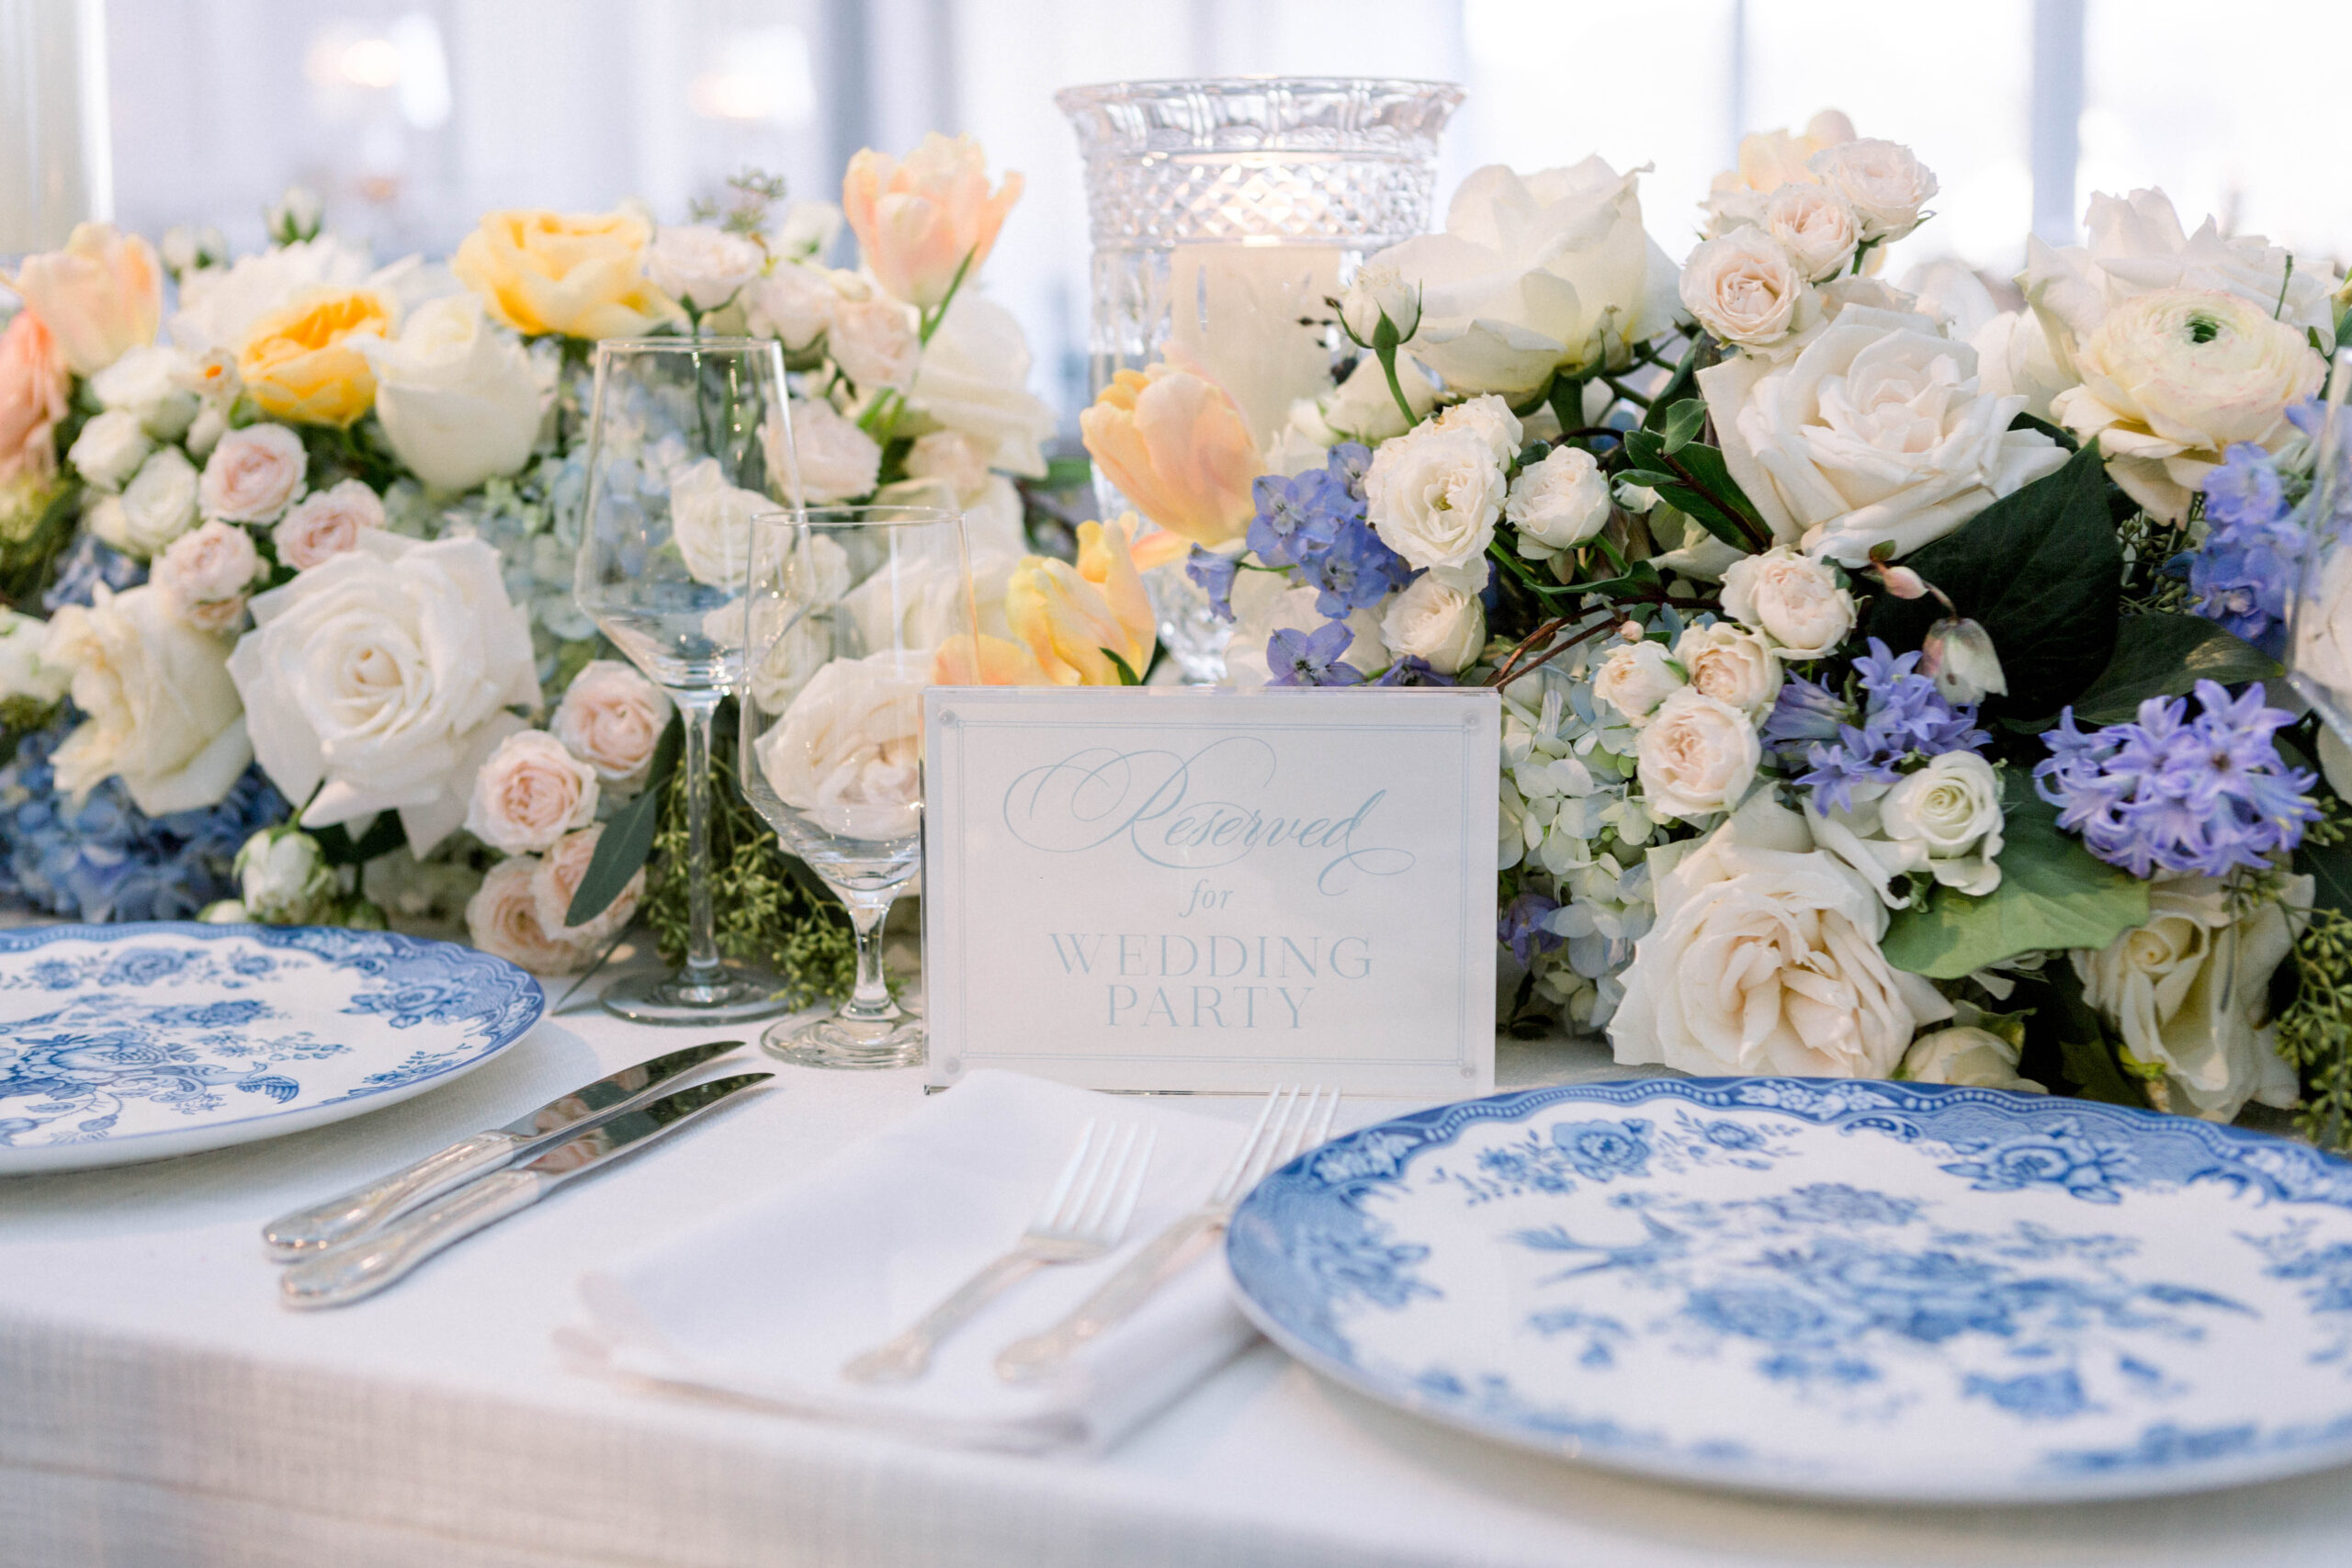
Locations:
739;505;974;1067
572;336;792;1025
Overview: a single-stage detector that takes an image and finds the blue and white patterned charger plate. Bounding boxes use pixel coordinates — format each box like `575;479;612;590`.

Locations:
0;923;543;1175
1227;1078;2352;1503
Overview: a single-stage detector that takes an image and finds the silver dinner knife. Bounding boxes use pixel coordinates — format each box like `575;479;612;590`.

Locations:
279;1072;774;1310
262;1039;746;1258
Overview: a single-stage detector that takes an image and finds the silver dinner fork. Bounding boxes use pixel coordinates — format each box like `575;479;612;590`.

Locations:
842;1119;1156;1384
994;1085;1339;1382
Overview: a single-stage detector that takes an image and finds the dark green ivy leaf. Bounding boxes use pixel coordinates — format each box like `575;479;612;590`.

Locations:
1880;790;2149;979
2063;614;2282;727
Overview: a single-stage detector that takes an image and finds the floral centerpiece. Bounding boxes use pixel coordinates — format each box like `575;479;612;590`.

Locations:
1074;110;2352;1143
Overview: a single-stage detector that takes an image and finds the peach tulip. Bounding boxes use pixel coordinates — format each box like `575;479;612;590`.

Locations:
10;223;163;375
0;310;72;484
1002;514;1160;686
842;134;1023;310
1078;364;1260;547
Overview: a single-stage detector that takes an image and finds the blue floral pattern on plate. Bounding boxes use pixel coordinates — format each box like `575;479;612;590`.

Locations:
0;923;543;1174
1225;1078;2352;1502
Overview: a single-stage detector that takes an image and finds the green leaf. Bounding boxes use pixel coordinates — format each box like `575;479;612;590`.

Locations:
1862;443;2120;718
564;710;684;928
311;811;407;868
2046;964;2149;1106
1880;791;2150;979
2007;410;2079;452
1616;468;1682;490
1102;649;1142;685
1658;398;1708;454
2300;838;2352;919
2065;614;2282;726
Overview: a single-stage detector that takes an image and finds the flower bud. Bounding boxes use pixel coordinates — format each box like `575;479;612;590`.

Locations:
1340;263;1419;346
267;186;324;246
1880;564;1928;599
234;824;339;925
1919;615;2007;704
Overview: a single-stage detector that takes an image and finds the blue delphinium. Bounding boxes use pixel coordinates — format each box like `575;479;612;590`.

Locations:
1185;545;1240;623
2183;443;2302;657
1266;622;1364;687
42;535;143;613
1246;469;1351;567
1371;655;1453;687
1787;639;1987;813
2034;679;2318;877
1243;444;1410;615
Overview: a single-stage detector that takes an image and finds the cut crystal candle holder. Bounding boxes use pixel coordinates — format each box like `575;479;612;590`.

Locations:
1056;77;1463;682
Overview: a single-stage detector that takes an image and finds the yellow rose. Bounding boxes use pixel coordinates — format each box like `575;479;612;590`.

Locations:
452;209;678;340
237;289;395;427
1078;365;1260;547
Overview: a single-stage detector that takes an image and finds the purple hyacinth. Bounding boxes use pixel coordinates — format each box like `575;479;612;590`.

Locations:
2034;679;2319;877
1760;673;1852;765
1498;891;1566;967
1267;621;1364;687
1788;638;1987;813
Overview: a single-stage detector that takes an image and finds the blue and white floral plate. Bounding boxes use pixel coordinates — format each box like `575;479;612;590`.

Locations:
1227;1078;2352;1503
0;923;543;1175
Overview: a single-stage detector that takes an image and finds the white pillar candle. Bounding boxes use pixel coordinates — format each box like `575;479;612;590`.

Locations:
0;0;113;254
1165;239;1343;454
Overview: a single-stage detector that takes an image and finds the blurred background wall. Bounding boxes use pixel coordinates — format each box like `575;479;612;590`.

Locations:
41;0;2352;426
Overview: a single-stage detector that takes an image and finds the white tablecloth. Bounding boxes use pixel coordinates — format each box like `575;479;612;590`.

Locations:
3;988;2349;1567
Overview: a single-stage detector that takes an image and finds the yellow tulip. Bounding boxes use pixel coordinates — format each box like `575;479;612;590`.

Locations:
237;288;396;427
1078;364;1259;547
10;223;163;376
451;209;678;340
1002;514;1159;686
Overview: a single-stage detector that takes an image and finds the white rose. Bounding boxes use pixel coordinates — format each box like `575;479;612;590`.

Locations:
1806;139;1938;243
360;295;543;495
464;855;592;974
275;479;385;570
1762;184;1860;283
551;659;674;790
42;582;252;815
199;423;308;523
1880;750;2004;894
1340;260;1419;343
1430;394;1524;465
532;824;642;947
1679;226;1817;350
901;430;991;505
152;519;261;632
829;296;921;393
67;409;153;492
1899;1027;2046;1093
0;610;72;705
775;397;882;504
1671;622;1782;717
743;263;841;353
1719;546;1854;657
1363;422;1505;592
1373;157;1683;397
1971;310;2073;426
185;402;228;460
1611;793;1951;1077
2048;288;2324;522
226;531;539;854
1505;445;1612;554
1379;575;1486;676
233;823;336;924
1700;305;2069;567
89;344;198;440
1634;688;1759;820
1701;111;1859;237
1592;638;1686;725
464;728;600;855
100;446;202;558
2295;546;2352;699
668;457;771;590
754;648;927;841
167;234;374;354
1223;571;1391;691
2074;872;2310;1122
909;294;1056;478
646;224;764;312
1291;353;1439;448
771;199;842;262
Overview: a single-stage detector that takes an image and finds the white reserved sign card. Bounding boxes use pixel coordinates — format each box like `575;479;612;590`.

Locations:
922;686;1499;1095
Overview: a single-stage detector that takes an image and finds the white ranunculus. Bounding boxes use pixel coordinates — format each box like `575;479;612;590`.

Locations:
463;728;600;855
777;397;883;504
1700;305;2069;567
1379;574;1486;676
67;409;153;492
2047;288;2324;521
2074;872;2310;1122
1806;139;1938;243
830;296;921;393
1292;353;1439;447
200;423;308;523
1634;688;1759;821
743;263;842;353
1592;638;1685;725
274;479;385;570
1363;421;1506;592
1970;309;2073;425
646;224;764;313
1679;226;1816;350
909;294;1056;479
90;344;198;440
1224;572;1390;690
1763;184;1860;283
1610;793;1951;1077
1506;445;1612;554
755;648;928;841
98;446;201;558
668;457;771;589
152;519;261;632
360;294;543;494
551;660;673;791
1372;157;1682;397
168;234;375;354
1340;260;1419;343
0;609;72;705
1900;1027;2046;1092
1720;547;1853;658
226;532;539;854
42;583;251;815
1671;622;1782;717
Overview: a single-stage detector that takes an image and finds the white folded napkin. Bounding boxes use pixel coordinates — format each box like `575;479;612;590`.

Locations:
564;1070;1260;1454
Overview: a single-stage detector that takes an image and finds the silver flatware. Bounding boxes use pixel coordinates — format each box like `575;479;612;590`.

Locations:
995;1084;1339;1383
278;1072;773;1310
842;1119;1155;1384
262;1039;745;1258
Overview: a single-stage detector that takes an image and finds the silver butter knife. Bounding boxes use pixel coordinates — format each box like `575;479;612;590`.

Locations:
263;1039;745;1258
280;1072;773;1310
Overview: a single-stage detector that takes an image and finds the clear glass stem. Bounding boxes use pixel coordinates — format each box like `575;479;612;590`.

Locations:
675;688;723;986
837;889;901;1023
